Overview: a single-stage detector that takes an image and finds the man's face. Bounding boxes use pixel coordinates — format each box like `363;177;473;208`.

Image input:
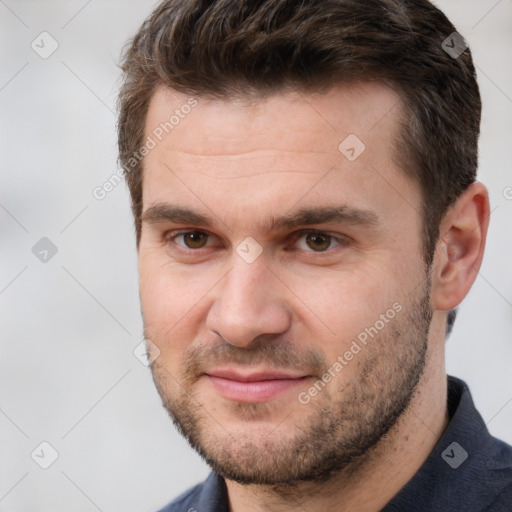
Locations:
138;83;433;484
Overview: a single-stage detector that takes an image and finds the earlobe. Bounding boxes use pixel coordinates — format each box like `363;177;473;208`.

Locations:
431;182;490;311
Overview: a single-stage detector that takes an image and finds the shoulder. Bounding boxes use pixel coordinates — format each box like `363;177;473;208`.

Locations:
155;482;203;512
482;435;512;508
155;472;228;512
447;377;512;507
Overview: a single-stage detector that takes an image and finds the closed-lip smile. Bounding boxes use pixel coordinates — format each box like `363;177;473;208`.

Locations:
204;367;310;403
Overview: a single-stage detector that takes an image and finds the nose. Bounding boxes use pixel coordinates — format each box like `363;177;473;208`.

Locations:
205;258;292;348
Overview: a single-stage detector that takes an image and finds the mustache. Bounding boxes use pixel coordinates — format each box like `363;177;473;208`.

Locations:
179;337;327;380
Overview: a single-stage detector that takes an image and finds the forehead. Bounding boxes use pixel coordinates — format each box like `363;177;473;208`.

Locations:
145;82;403;156
141;82;419;236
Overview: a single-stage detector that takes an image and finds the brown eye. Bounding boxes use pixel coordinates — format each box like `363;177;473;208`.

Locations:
181;231;209;249
305;233;332;251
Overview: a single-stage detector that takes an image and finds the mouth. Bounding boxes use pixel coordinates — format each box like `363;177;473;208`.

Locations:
203;368;310;403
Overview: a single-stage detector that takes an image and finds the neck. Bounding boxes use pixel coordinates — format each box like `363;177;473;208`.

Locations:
225;352;449;512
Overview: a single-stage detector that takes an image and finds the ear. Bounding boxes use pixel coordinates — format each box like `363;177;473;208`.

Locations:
431;181;490;311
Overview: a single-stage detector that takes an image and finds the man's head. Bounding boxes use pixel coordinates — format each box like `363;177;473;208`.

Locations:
118;0;489;487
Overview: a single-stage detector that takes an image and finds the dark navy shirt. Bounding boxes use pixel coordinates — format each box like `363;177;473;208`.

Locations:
157;376;512;512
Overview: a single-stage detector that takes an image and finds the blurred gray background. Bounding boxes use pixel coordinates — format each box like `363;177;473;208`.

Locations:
1;1;511;510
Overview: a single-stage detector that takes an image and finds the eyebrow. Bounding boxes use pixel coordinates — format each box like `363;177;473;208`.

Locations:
142;202;380;233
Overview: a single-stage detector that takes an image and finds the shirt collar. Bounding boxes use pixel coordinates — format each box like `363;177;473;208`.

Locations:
382;375;493;510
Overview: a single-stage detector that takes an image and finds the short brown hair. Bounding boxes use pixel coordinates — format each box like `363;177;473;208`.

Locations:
118;0;481;264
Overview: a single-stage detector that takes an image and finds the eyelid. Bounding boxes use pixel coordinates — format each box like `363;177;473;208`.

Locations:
290;229;349;252
164;229;218;249
291;228;349;241
165;228;350;253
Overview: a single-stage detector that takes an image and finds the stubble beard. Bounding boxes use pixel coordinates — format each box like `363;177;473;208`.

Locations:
148;276;432;487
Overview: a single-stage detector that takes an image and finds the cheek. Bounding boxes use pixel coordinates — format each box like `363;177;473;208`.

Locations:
287;260;403;351
138;252;216;356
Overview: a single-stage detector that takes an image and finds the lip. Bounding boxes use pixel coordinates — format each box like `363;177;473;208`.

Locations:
204;368;309;403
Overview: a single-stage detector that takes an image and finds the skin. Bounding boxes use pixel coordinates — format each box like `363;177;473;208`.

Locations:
137;83;489;511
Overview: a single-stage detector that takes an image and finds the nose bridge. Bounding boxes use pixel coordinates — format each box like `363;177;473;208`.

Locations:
206;256;291;346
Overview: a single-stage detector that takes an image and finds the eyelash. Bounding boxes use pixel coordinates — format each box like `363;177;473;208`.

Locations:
163;229;350;255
